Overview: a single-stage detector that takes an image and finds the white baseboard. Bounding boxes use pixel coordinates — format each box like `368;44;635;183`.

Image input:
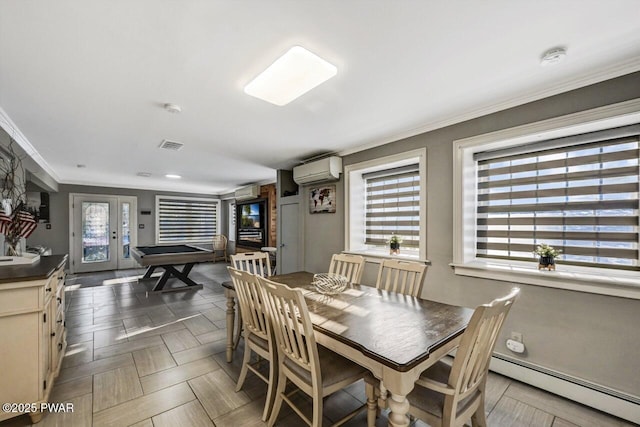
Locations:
489;354;640;424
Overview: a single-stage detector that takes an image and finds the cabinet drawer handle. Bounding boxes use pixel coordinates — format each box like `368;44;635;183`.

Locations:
51;332;56;337
58;343;63;351
46;287;52;292
57;297;62;303
57;319;63;324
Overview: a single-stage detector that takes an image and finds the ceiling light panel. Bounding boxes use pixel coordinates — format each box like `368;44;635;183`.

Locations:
244;46;337;106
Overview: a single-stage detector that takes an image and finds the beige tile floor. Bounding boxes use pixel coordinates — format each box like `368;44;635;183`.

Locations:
0;263;634;427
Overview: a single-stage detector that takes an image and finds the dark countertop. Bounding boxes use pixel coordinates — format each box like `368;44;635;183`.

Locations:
0;254;68;284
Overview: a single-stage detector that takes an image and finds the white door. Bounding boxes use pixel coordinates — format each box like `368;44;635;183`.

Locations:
278;201;301;274
228;202;236;242
70;194;137;273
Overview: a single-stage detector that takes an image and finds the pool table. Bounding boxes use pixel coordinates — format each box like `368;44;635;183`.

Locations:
132;244;213;291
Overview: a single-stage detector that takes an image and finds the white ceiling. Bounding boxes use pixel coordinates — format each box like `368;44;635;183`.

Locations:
1;1;640;195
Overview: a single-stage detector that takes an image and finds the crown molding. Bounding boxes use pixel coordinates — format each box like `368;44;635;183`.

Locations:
0;106;61;182
339;58;640;157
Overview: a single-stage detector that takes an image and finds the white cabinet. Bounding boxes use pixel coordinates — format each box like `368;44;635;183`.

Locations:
0;256;67;424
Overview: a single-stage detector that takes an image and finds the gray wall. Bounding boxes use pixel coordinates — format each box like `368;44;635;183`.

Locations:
26;184;221;255
298;71;640;397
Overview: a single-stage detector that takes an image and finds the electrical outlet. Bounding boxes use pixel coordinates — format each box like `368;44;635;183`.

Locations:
511;332;523;343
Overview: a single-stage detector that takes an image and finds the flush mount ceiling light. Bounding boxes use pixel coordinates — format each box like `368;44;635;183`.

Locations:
165;174;181;179
244;46;338;106
163;103;182;114
540;47;567;66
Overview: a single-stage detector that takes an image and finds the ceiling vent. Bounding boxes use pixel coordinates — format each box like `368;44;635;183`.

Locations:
158;140;184;151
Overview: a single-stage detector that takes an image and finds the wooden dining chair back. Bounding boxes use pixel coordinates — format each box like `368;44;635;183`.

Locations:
258;276;374;427
375;259;428;297
227;267;277;421
231;252;272;277
212;234;228;262
328;253;366;284
229;252;272;351
405;288;520;427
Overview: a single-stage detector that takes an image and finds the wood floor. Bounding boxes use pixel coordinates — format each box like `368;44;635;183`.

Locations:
0;263;633;427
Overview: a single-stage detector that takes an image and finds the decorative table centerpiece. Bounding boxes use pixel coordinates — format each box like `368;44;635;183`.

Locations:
534;243;561;270
312;273;349;295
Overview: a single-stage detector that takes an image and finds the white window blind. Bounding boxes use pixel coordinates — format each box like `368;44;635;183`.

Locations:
156;196;218;244
364;165;420;248
476;127;639;270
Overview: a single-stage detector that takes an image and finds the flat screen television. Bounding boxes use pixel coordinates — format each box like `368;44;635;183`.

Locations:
236;198;267;249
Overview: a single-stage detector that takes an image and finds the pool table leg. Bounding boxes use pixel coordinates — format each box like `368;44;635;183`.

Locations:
151;263;199;291
141;266;157;279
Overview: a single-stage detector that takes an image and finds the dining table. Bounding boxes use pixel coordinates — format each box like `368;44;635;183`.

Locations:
222;271;474;427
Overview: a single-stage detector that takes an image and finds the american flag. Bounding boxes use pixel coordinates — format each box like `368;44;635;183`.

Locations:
15;210;37;238
0;208;12;235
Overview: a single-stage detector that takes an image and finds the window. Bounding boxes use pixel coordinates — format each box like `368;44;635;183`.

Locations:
345;148;427;259
364;165;420;252
453;99;640;298
156;196;219;244
476;131;639;270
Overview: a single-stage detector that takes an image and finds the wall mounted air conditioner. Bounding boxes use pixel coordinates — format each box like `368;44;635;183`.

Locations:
293;156;342;185
234;184;260;200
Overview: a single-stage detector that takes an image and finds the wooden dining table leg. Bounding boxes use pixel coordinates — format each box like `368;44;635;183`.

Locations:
387;393;411;427
224;288;236;362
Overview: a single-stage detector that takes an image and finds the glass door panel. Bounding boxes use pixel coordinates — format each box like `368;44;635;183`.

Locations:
122;202;130;259
81;202;110;263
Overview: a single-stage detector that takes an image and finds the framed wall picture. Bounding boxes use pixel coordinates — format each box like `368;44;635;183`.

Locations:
26;191;50;223
309;185;336;213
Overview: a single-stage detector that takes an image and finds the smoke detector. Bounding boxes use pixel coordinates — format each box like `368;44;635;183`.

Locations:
163;103;182;114
540;47;567;66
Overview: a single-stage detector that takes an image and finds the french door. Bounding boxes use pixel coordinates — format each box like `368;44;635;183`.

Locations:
69;194;137;273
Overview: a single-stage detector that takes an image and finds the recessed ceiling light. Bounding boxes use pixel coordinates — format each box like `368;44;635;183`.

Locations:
244;46;337;106
165;174;181;179
540;47;567;66
163;103;182;113
137;172;152;177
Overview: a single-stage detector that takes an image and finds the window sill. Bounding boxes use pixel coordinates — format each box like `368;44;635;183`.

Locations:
451;260;640;300
343;250;431;265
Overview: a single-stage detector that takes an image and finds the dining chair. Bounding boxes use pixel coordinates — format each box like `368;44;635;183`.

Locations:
229;252;272;350
375;259;428;297
388;288;520;427
227;267;277;421
231;252;272;277
328;253;366;284
258;276;376;427
212;234;228;262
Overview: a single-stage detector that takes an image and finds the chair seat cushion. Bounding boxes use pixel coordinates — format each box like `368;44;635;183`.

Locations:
247;331;270;351
408;360;480;419
284;344;367;388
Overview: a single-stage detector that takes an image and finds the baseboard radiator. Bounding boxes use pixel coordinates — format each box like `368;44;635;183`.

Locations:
490;353;640;424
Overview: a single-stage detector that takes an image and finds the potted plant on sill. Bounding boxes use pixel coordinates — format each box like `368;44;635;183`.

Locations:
534;243;561;271
388;234;402;256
